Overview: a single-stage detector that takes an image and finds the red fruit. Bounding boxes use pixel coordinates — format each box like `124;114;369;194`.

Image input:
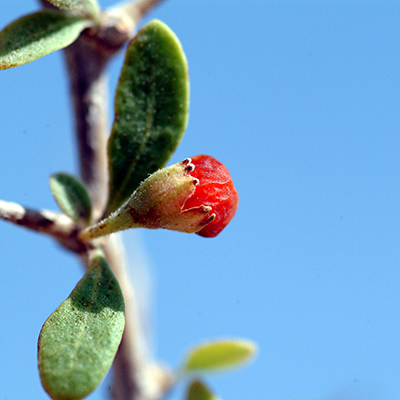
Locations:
183;155;239;237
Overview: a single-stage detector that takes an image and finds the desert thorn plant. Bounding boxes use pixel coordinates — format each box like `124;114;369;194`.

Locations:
0;1;256;399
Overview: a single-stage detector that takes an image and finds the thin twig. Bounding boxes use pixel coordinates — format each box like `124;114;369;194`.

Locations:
60;0;170;399
63;38;110;219
102;236;173;400
0;200;86;253
110;0;166;23
127;0;166;16
30;0;170;398
63;0;165;219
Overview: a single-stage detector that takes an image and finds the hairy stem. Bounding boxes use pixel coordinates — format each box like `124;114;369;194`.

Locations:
61;0;169;399
102;236;173;400
64;38;109;219
33;1;169;398
63;41;155;400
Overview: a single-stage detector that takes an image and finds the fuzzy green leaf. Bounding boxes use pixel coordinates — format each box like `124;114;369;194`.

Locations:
0;10;91;70
105;19;189;215
46;0;100;20
38;249;125;400
187;380;221;400
49;172;92;225
181;339;257;375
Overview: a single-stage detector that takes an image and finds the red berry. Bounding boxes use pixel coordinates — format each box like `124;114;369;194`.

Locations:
183;155;238;237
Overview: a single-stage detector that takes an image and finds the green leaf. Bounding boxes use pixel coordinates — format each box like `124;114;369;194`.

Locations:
49;172;92;225
187;380;221;400
105;19;189;215
38;249;125;400
0;10;91;70
181;339;257;375
46;0;101;20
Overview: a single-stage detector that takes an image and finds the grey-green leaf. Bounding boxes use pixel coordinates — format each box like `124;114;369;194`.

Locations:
181;339;257;375
0;10;91;70
49;172;92;225
38;249;125;400
46;0;100;20
105;19;189;216
187;380;221;400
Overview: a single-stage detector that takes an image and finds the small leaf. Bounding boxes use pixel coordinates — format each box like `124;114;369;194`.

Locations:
38;249;125;400
46;0;101;20
105;19;189;215
0;10;91;70
181;339;257;375
187;380;221;400
49;172;92;225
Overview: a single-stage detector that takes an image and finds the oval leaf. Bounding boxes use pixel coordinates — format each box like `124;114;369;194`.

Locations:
38;249;125;400
187;380;220;400
0;10;91;70
47;0;100;20
49;172;92;225
105;19;189;215
182;339;257;375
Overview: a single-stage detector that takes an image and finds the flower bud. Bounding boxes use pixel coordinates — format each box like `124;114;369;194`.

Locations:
80;155;238;240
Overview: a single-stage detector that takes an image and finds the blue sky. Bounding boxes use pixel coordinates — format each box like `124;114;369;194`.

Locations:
1;1;400;400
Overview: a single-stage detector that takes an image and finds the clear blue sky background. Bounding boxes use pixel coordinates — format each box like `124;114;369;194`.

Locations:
1;1;400;399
